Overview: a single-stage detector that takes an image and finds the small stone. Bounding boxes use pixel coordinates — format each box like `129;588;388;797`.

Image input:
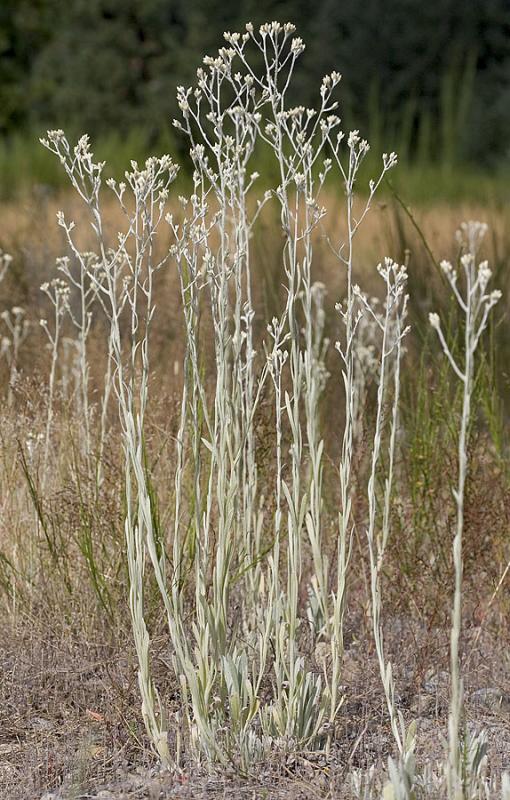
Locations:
423;670;449;694
470;688;510;713
31;716;53;730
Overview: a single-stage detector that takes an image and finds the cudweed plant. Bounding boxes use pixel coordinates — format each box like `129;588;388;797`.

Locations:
43;130;179;766
350;293;390;442
328;151;398;738
1;304;29;408
382;745;417;800
43;20;415;773
215;21;398;743
171;21;398;759
53;251;104;471
39;278;70;476
381;732;508;800
429;221;501;800
0;251;12;378
41;136;117;488
0;253;28;406
352;765;379;800
169;34;275;760
353;258;411;759
0;249;12;284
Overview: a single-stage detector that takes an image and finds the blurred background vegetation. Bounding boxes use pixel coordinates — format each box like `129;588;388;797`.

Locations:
1;0;510;200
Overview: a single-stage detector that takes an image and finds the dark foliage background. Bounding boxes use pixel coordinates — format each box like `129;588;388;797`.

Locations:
1;0;510;167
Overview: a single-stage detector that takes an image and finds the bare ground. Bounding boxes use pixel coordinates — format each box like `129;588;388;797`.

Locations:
1;612;508;800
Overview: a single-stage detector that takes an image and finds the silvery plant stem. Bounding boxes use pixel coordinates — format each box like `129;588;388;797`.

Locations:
429;222;501;800
357;260;409;758
42;131;178;765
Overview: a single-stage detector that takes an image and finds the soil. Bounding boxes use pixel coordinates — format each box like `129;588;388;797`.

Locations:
1;615;509;800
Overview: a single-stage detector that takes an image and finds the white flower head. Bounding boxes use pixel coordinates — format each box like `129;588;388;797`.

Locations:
290;37;305;55
478;260;491;285
348;130;360;148
383;152;398;169
429;312;441;330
